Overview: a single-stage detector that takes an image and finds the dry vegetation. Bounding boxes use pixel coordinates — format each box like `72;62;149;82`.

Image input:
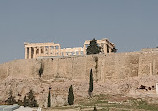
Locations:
43;94;158;111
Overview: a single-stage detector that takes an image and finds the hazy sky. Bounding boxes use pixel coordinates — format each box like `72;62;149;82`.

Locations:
0;0;158;63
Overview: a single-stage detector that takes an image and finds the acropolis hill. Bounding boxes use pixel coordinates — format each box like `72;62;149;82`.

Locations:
0;38;158;107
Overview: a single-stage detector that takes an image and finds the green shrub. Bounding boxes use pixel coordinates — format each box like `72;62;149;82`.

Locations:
24;89;38;107
88;69;93;97
68;85;74;105
39;63;43;77
47;88;51;107
86;38;101;55
93;106;97;111
5;90;17;105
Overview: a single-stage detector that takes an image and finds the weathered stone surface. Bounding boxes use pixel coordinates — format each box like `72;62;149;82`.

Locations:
0;49;158;107
1;50;158;82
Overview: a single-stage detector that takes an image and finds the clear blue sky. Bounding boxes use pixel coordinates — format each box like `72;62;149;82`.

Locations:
0;0;158;63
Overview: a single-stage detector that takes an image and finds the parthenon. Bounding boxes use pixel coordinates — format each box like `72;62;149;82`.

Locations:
24;38;115;59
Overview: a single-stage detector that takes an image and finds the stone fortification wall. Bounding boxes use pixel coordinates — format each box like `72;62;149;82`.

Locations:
0;50;158;82
138;50;158;76
0;59;41;80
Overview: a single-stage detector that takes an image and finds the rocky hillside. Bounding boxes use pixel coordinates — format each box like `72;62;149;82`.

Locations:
1;74;158;107
0;50;158;107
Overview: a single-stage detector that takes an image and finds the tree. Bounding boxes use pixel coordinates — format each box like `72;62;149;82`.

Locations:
68;85;74;105
47;87;51;107
86;38;101;55
88;69;93;97
93;106;97;111
23;96;28;107
17;99;24;106
39;63;43;77
26;89;38;107
5;90;17;105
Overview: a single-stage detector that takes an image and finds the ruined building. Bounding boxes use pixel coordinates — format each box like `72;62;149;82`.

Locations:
24;38;115;59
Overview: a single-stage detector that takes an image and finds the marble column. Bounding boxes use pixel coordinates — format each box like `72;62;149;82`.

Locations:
83;44;86;55
25;47;28;59
58;45;61;56
29;47;31;59
48;46;51;56
75;51;77;55
109;47;112;54
104;44;107;54
78;49;81;55
33;47;36;58
63;49;66;56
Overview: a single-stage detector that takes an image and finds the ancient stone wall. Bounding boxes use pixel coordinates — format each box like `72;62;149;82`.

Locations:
0;59;41;80
138;50;158;76
0;50;158;82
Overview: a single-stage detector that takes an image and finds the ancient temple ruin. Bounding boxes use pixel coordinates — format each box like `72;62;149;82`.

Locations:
24;38;115;59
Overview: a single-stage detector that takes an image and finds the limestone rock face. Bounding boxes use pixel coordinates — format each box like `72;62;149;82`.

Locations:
0;76;158;107
51;95;67;107
0;76;157;106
